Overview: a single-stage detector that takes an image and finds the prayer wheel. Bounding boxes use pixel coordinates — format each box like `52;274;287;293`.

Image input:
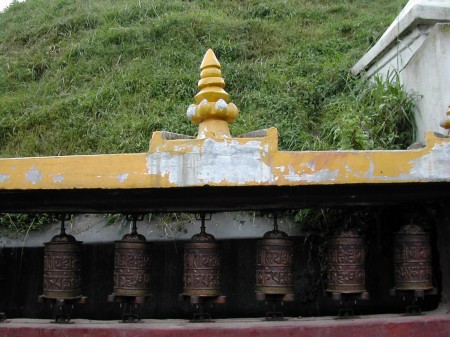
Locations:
43;230;82;300
327;229;366;294
113;226;151;297
183;224;221;297
256;228;294;295
394;224;433;291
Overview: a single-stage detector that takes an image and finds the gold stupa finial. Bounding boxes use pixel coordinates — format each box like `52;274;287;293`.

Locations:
187;49;239;138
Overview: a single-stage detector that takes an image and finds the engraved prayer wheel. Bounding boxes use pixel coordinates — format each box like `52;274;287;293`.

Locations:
394;224;433;291
43;232;82;300
256;229;294;295
327;229;366;294
113;230;151;297
183;227;221;297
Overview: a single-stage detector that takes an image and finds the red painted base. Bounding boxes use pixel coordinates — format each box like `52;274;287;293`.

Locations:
1;311;450;337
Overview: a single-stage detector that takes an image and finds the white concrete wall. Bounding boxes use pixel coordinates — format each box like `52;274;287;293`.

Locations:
352;0;450;142
400;24;450;140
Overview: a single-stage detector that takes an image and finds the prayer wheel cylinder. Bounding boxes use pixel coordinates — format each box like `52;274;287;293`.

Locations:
394;224;433;291
327;229;366;294
43;234;82;300
256;230;294;295
183;231;221;297
113;232;151;297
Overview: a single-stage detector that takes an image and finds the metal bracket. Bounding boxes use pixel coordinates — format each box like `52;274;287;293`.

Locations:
256;293;294;321
121;302;141;323
38;295;87;324
337;307;354;319
195;213;212;221
389;288;437;316
191;304;212;323
108;294;153;323
107;294;152;323
55;213;72;222
266;311;284;321
125;214;145;222
327;291;369;319
179;294;225;323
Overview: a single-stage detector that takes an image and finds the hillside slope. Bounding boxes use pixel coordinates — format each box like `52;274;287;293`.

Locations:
0;0;413;157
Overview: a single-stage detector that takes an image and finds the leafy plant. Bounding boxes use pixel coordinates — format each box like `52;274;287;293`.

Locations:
0;213;57;237
319;72;416;150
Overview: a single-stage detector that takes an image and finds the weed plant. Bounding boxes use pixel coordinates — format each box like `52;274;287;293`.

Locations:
0;213;56;236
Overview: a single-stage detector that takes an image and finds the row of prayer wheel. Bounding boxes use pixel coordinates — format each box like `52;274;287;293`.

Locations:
41;217;434;306
326;224;433;296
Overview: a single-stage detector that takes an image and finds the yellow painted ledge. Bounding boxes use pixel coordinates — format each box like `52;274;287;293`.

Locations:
0;129;449;191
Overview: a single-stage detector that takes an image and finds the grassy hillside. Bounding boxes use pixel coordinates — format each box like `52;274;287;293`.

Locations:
0;0;413;158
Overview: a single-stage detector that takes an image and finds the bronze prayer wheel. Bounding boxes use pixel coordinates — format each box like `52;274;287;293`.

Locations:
43;233;82;300
256;229;294;295
183;229;221;297
327;229;366;294
394;224;433;291
113;231;151;297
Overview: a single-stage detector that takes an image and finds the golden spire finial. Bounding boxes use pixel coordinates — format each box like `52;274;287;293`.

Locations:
200;48;221;71
187;49;239;138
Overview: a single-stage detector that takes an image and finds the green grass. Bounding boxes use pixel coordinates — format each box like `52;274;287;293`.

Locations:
0;0;413;158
